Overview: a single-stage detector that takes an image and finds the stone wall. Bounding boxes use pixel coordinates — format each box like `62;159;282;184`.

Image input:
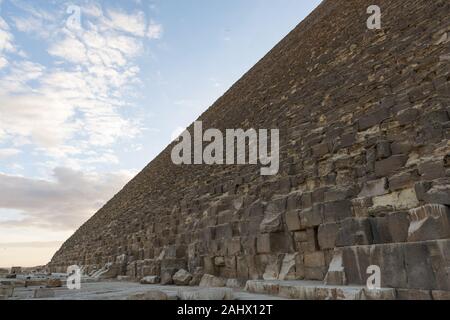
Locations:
49;0;450;293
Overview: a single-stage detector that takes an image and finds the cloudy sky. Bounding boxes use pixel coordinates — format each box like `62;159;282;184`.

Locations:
0;0;320;267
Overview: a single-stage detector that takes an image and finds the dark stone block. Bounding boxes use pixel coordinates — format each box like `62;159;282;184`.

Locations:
323;200;352;223
375;155;408;177
336;218;373;247
404;243;436;290
358;107;390;131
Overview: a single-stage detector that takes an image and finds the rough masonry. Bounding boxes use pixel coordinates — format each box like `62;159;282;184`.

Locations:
49;0;450;298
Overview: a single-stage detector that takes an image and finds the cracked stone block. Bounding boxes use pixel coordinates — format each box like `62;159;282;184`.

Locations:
408;204;450;242
278;254;298;280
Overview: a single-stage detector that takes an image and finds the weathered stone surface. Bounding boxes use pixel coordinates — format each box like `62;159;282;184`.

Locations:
408;204;450;242
0;286;14;298
318;223;340;250
278;254;297;280
47;0;450;297
285;210;301;232
178;288;234;300
396;289;432;300
199;274;226;288
33;288;55;299
336;218;373;247
46;279;62;288
173;269;193;286
375;155;408;177
127;290;169;300
358;178;389;198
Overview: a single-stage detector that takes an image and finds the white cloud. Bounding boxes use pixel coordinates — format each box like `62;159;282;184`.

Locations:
0;148;21;159
106;9;147;37
0;167;135;230
147;21;163;39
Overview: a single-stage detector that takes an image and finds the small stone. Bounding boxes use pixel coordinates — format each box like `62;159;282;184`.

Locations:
172;269;193;286
140;275;160;284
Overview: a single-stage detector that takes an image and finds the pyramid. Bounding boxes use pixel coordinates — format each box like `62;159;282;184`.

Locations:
49;0;450;297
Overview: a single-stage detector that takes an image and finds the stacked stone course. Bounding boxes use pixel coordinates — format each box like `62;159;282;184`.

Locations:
49;0;450;297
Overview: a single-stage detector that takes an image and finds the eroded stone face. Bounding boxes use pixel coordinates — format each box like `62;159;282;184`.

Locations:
48;0;450;296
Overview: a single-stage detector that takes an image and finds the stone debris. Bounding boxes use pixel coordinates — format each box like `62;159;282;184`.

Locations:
172;269;193;286
140;276;160;285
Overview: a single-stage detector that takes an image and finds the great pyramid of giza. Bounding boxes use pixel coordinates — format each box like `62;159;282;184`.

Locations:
49;0;450;298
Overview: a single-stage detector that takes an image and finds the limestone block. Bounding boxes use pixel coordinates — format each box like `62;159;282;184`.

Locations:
199;274;226;287
256;232;292;254
318;222;340;249
259;209;283;233
300;206;323;228
408;204;450;242
46;279;62;288
324;186;358;202
389;170;419;191
336;218;373;247
304;251;325;268
374;155;408;177
351;197;373;217
33;288;55;299
363;288;396;300
245;280;279;295
262;255;283;280
358;178;389;198
370;212;409;244
323;200;352;223
422;183;450;205
278;253;297;280
0;286;14;298
418;160;445;180
372;188;419;211
324;250;347;286
432;290;450;300
173;269;193;286
285;210;302;231
396;289;432;300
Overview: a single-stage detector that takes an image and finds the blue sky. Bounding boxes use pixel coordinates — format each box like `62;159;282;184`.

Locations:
0;0;321;266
